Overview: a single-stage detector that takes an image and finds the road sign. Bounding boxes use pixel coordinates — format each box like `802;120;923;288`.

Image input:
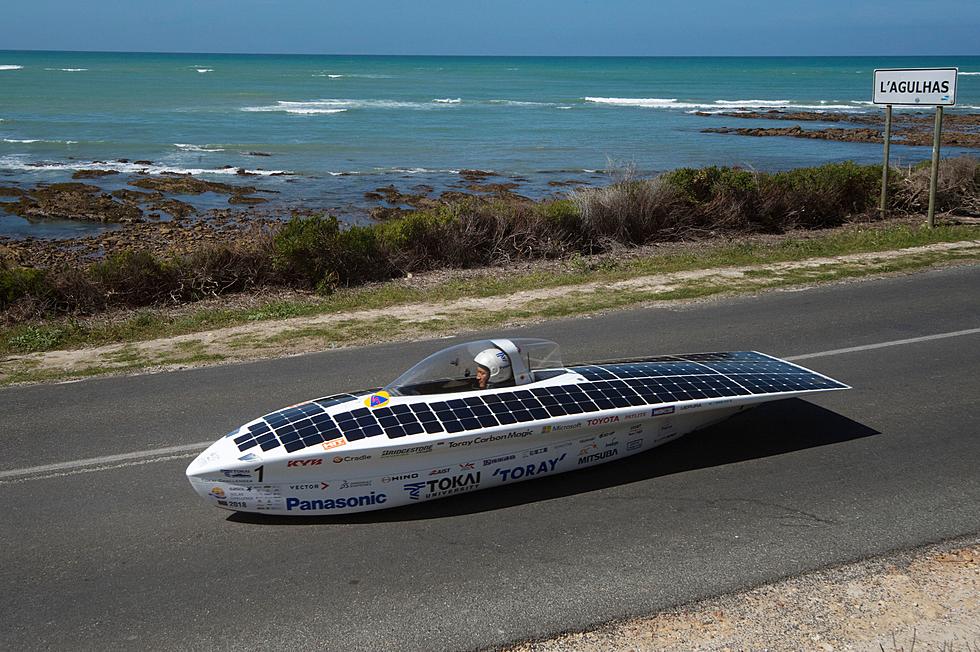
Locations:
873;68;957;106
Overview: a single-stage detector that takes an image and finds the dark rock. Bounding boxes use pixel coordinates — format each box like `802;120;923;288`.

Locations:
72;169;120;179
134;160;153;166
228;195;268;205
246;151;272;157
548;180;588;187
363;191;383;201
148;199;197;219
130;177;255;195
111;189;164;202
9;183;143;222
0;186;25;197
458;169;495;181
236;168;257;176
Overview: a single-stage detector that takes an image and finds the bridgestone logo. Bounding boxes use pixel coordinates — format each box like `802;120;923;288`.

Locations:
382;446;433;457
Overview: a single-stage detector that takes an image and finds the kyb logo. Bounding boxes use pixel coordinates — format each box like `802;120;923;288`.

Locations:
587;416;619;426
287;458;322;467
333;454;371;464
404;472;481;500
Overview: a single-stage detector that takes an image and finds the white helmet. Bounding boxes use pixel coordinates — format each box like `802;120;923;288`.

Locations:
474;348;512;383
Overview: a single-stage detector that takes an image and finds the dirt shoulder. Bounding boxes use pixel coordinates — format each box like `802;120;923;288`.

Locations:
1;237;977;386
506;536;980;652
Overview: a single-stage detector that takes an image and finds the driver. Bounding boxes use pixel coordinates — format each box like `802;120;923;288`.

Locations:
474;349;512;390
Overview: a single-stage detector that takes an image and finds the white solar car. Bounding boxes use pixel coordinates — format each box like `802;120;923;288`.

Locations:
186;338;848;515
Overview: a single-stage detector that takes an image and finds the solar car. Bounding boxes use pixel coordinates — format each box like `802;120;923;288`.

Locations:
186;338;848;515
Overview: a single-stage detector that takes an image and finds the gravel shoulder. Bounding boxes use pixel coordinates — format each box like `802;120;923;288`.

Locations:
508;537;980;652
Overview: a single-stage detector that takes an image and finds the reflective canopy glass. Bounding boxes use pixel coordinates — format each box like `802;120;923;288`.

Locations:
386;338;562;396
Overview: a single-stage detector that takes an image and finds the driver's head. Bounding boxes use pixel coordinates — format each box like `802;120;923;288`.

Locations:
474;348;512;388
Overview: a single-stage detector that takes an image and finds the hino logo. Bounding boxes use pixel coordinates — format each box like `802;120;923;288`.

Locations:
382;473;420;483
287;459;322;467
586;416;619;426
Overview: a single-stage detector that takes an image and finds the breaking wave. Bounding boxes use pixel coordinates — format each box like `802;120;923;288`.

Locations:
0;65;24;71
958;72;980;76
196;68;213;73
0;156;290;176
241;98;454;113
174;143;225;152
2;138;78;144
45;68;88;72
585;97;865;111
433;98;461;104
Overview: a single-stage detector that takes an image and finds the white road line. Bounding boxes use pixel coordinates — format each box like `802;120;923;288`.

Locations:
785;327;980;361
2;327;978;484
0;441;212;482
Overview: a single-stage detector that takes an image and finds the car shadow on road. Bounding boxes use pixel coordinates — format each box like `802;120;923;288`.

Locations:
228;398;878;526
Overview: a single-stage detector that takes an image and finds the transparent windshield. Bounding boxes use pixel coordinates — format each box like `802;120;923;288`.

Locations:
387;338;563;396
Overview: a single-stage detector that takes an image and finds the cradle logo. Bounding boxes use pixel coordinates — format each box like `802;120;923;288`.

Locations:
286;493;387;511
333;454;371;463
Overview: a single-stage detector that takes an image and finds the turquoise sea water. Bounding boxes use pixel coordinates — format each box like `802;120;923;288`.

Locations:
1;52;979;237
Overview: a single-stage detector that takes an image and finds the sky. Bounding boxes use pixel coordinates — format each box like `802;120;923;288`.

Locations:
3;0;979;56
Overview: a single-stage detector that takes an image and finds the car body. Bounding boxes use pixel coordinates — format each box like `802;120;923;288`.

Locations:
186;338;848;515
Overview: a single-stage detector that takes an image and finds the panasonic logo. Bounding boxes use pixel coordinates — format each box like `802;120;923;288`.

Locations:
286;493;387;511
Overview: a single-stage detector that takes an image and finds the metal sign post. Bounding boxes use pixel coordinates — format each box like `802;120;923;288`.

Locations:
872;67;957;227
928;106;944;228
880;104;892;219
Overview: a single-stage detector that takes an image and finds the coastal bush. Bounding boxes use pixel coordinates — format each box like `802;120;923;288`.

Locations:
272;214;392;291
761;161;881;228
894;156;980;214
573;178;693;245
0;264;51;310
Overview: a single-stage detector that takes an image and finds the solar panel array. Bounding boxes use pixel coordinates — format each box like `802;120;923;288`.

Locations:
233;352;846;454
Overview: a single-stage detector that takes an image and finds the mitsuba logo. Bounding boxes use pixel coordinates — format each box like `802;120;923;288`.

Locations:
493;454;566;483
286;493;387;511
587;416;619;426
287;458;322;467
403;472;481;500
578;449;618;465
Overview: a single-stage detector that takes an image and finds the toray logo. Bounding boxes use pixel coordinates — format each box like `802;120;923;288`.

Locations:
493;454;566;483
287;458;322;467
587;416;619;426
365;391;391;408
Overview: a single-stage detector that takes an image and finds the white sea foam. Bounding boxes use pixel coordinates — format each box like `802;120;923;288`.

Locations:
3;138;39;144
586;97;865;111
196;68;213;73
174;143;225;152
2;138;79;144
45;68;88;72
0;156;290;176
0;65;24;71
242;98;449;113
958;72;980;76
433;98;461;104
488;99;556;107
556;106;573;110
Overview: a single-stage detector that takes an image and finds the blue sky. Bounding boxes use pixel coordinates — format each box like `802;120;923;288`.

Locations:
4;0;979;55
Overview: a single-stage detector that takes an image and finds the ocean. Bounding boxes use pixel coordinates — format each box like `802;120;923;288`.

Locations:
2;52;979;238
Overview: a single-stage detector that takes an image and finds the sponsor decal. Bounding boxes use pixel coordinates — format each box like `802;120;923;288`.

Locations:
448;430;533;448
340;479;372;489
678;402;703;411
493;454;567;482
483;454;517;466
333;454;372;463
627;438;643;451
209;487;225;498
289;483;320;490
404;472;481;500
287;458;322;468
578;448;618;465
459;462;475;470
628;423;643;435
382;473;419;483
524;448;548;457
652;406;675;416
429;467;451;476
660;421;674;432
624;410;649;420
541;422;582;433
587;416;619;426
579;436;596;444
604;438;619;448
321;482;330;490
365;391;391;409
579;443;598;455
238;453;259;462
286;493;387;511
381;445;433;457
218;500;247;508
322;437;347;452
597;430;616;439
221;469;254;479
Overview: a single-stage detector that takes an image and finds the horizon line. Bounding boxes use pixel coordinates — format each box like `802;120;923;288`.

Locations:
1;48;976;58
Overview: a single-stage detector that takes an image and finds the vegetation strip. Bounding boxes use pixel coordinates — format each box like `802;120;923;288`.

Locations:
1;236;976;386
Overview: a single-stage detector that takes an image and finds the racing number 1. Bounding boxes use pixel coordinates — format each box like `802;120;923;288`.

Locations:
255;465;264;482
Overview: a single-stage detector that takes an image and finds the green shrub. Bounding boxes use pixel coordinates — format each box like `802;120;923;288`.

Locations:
0;264;50;310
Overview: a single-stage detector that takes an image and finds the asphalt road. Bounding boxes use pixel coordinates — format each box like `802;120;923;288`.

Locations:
1;265;978;651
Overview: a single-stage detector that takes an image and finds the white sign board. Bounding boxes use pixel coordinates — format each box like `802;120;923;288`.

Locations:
873;68;957;106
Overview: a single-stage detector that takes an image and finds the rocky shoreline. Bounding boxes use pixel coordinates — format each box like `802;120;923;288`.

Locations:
697;110;980;148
